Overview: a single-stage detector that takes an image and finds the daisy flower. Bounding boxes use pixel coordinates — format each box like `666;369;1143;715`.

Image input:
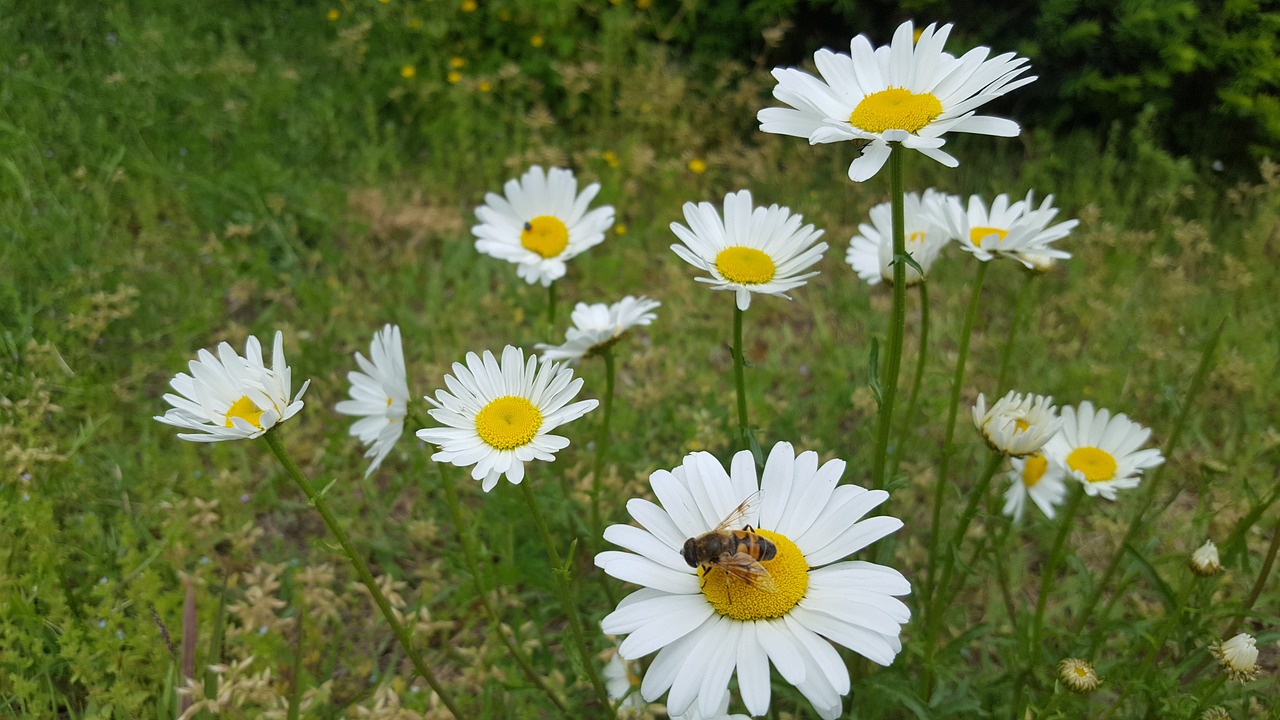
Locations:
935;191;1077;268
971;390;1061;458
1058;658;1101;694
1212;633;1259;683
596;441;910;719
535;296;661;363
847;189;953;286
155;331;309;442
670;190;828;311
1042;401;1164;501
472;165;615;287
758;20;1035;181
415;345;598;491
335;324;410;477
1002;452;1068;522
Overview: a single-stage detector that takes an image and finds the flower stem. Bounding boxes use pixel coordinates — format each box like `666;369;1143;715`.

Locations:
732;303;751;454
926;261;990;603
437;462;571;717
518;480;616;718
871;145;908;490
890;279;930;482
1227;514;1280;637
263;430;462;719
591;347;617;544
547;282;558;336
995;273;1033;395
922;452;1003;683
1071;319;1224;637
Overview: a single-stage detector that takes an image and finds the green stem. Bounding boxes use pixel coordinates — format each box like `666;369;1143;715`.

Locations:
518;481;616;718
871;146;908;490
546;282;558;336
732;303;750;453
995;273;1034;395
890;279;929;483
263;431;462;719
591;347;617;544
926;261;990;603
1226;515;1280;637
923;452;1003;680
1071;319;1225;637
1015;484;1086;719
288;598;305;720
437;463;571;717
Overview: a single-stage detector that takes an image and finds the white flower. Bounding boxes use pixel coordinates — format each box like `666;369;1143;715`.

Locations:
535;296;661;363
934;191;1077;268
335;324;410;477
1042;401;1164;500
472;165;615;287
1058;658;1101;693
670;190;828;311
758;21;1035;181
1212;633;1259;683
155;331;309;442
596;442;910;719
847;189;953;286
603;651;648;718
972;390;1061;458
1190;539;1223;577
1002;452;1068;522
416;346;598;491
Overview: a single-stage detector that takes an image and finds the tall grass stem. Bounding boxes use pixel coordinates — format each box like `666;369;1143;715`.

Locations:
591;347;617;544
995;273;1034;395
262;430;462;719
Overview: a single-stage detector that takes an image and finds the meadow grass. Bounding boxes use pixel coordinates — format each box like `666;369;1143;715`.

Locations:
2;1;1278;718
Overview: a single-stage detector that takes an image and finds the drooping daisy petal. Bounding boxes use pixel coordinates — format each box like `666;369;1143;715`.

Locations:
335;324;410;477
759;20;1035;181
934;190;1077;267
416;345;597;490
1002;452;1068;521
847;188;954;286
670;190;828;311
535;296;660;363
155;331;309;442
1042;400;1164;500
597;441;910;719
472;165;615;287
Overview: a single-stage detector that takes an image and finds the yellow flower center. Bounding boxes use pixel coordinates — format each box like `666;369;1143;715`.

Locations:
906;230;926;247
849;87;943;134
475;396;543;450
1022;454;1048;488
698;528;808;621
715;246;776;285
520;216;569;258
224;395;266;429
970;226;1009;248
1067;446;1118;483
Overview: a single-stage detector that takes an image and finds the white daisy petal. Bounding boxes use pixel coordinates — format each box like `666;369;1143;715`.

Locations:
334;325;410;476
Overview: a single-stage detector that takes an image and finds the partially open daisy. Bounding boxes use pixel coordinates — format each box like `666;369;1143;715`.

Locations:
670;190;828;311
1212;633;1260;683
1002;452;1067;522
758;21;1035;181
335;324;410;477
535;296;661;363
596;441;910;719
1189;539;1223;577
473;165;615;287
1058;658;1101;694
156;331;309;442
846;189;953;286
1042;401;1164;500
971;390;1061;458
935;191;1077;268
416;346;598;491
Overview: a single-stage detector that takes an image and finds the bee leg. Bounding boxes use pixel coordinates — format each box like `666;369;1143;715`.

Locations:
699;567;709;590
724;572;733;605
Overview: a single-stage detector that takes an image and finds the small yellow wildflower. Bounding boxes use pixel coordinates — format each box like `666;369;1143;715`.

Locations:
614;224;628;235
449;56;466;69
406;17;422;29
447;70;462;84
460;0;477;11
601;150;619;168
478;80;492;93
636;0;651;8
531;34;545;48
326;8;340;21
378;0;391;4
687;158;707;174
400;65;416;79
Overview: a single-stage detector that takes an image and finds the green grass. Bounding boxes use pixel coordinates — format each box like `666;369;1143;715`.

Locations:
2;1;1278;718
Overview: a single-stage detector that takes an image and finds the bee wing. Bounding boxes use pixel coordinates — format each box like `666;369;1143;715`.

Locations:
711;490;764;533
719;552;778;593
